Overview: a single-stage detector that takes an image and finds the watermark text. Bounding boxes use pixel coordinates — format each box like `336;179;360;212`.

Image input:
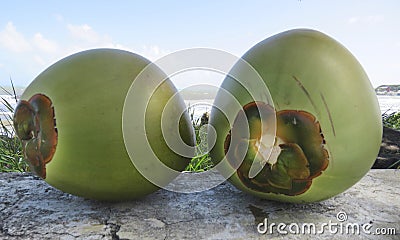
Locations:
257;211;397;236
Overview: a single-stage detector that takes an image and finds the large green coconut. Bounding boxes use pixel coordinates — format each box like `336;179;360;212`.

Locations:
14;49;195;201
210;29;382;203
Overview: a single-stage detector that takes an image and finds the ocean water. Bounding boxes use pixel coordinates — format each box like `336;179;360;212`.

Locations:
377;95;400;114
1;96;399;125
0;96;17;124
185;96;400;121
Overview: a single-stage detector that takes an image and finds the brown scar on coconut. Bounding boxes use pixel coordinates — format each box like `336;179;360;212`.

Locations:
224;101;329;196
13;94;58;179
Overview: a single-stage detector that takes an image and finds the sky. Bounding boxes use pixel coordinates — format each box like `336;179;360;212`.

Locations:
0;0;399;89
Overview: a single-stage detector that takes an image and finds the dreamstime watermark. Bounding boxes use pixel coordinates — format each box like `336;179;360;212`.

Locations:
257;211;397;236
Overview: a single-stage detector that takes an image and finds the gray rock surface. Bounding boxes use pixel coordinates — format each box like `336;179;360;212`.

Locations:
0;170;399;240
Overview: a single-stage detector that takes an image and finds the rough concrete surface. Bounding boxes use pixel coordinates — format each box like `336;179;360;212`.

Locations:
0;170;399;240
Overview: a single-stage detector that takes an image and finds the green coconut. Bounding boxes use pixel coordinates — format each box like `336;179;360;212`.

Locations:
13;49;195;201
210;29;382;203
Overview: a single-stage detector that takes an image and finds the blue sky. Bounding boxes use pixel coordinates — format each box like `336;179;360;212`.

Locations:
0;0;399;89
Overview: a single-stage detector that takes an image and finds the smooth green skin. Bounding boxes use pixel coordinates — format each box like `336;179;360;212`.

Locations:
210;29;382;203
19;49;194;201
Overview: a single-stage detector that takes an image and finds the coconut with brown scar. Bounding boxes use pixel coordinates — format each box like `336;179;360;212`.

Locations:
14;94;57;179
224;102;328;196
13;49;195;201
210;29;382;203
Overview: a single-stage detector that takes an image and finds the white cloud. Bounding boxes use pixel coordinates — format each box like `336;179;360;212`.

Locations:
33;33;59;53
33;55;46;66
368;15;385;23
64;24;171;61
140;45;170;61
67;23;112;44
0;22;31;52
64;23;134;57
54;14;64;22
348;15;384;24
348;17;359;24
1;21;170;63
0;21;172;84
0;22;59;56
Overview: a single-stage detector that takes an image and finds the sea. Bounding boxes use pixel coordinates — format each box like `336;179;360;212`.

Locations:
377;95;400;115
1;95;399;126
185;96;400;121
0;95;17;125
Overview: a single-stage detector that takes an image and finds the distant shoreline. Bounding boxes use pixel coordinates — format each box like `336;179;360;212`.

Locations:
375;84;400;96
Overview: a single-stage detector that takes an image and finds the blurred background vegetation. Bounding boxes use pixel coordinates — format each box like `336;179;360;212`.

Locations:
382;111;400;130
0;82;28;172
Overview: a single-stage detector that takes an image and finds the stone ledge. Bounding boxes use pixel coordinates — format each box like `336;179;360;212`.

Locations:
0;170;399;240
